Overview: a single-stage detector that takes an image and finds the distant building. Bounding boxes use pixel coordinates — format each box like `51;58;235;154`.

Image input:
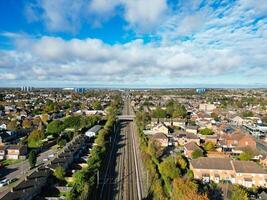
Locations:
196;88;206;93
74;88;86;93
21;86;33;92
199;103;216;112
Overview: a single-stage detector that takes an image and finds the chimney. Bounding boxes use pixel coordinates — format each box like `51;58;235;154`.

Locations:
10;187;14;193
25;176;28;181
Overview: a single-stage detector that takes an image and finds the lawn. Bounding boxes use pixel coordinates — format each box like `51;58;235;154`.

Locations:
0;159;25;166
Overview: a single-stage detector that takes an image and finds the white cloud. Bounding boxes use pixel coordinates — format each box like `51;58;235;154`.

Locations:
123;0;168;31
25;0;168;32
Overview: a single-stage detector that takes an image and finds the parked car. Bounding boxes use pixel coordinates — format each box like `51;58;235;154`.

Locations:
0;178;9;187
48;154;55;158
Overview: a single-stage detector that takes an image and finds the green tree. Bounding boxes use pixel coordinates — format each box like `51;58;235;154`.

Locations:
159;156;180;180
28;129;44;148
239;149;253;161
204;141;216;151
192;149;204;159
231;185;248;200
152;106;166;122
262;115;267;123
200;128;214;135
47;120;65;136
54;166;66;181
242;110;253;118
63;116;82;130
28;150;37;168
92;100;102;110
173;104;187;119
58;139;67;148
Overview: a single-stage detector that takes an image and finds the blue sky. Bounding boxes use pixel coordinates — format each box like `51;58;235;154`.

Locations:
0;0;267;88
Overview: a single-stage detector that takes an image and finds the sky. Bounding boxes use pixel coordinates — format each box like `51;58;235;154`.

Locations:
0;0;267;88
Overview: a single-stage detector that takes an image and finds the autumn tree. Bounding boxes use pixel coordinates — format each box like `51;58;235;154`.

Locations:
40;114;49;123
159;156;180;180
230;185;248;200
28;129;44;148
172;178;208;200
7;120;17;131
22;118;32;129
204;141;216;151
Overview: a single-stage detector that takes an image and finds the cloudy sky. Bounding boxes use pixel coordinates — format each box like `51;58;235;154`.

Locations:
0;0;267;88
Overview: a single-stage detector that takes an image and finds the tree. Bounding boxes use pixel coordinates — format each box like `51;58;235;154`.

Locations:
58;138;67;148
173;104;187;119
242;110;253;118
92;100;102;110
172;178;208;200
159;156;180;180
28;150;37;168
204;141;216;151
22;118;32;129
7;120;17;131
54;166;66;181
230;185;248;200
262;115;267;124
239;149;253;161
152;106;166;122
192;149;204;159
200;128;213;135
176;155;188;171
40;114;49;123
28;129;44;148
47;120;65;136
63;116;82;130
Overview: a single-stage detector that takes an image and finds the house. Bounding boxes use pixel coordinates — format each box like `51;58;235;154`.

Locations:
185;125;198;134
190;157;267;187
144;122;169;135
151;132;168;147
199;104;216;112
6;145;28;160
184;142;203;158
219;132;256;152
0;145;5;160
151;123;169;134
85;125;101;138
231;116;244;126
174;132;200;146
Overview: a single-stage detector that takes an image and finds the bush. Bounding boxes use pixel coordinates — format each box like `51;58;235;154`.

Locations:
54;166;66;181
192;149;204;159
199;128;213;135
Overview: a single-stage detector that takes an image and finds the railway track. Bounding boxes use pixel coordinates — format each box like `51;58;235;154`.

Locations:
98;99;142;200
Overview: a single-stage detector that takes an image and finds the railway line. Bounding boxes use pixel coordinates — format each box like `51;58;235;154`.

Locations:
98;99;142;200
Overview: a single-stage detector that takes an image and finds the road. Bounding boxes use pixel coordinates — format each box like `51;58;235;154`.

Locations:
98;99;143;200
0;145;59;196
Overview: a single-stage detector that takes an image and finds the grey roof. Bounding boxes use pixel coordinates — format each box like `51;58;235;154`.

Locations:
87;125;101;133
191;157;233;170
232;160;267;174
184;142;202;151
